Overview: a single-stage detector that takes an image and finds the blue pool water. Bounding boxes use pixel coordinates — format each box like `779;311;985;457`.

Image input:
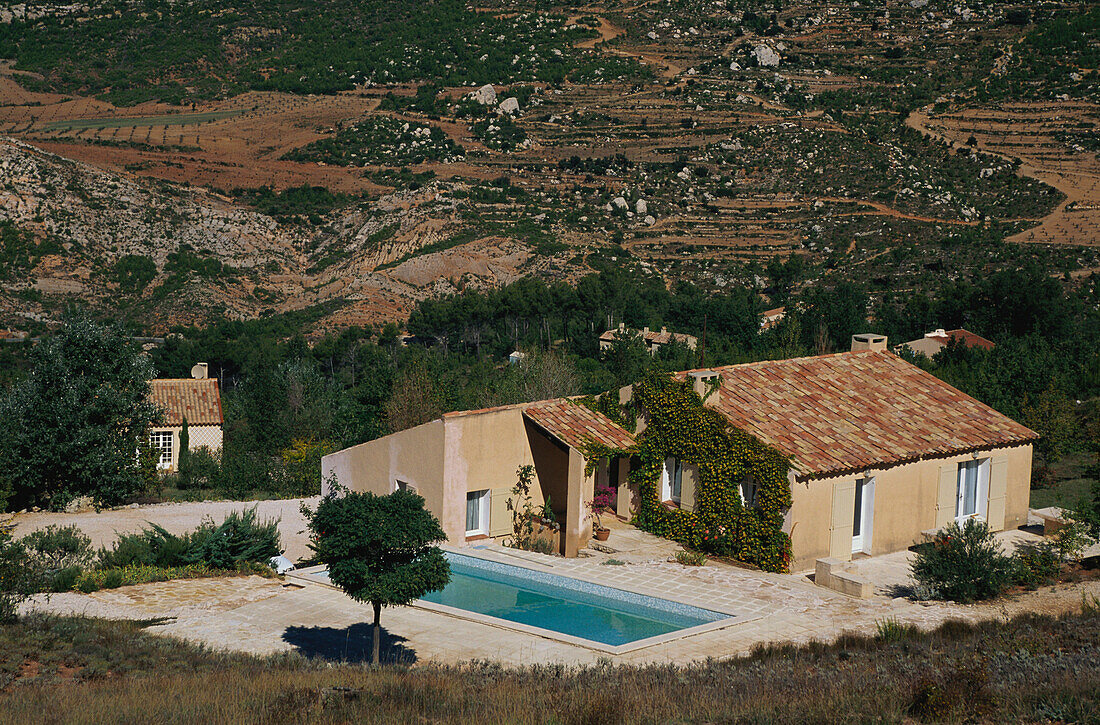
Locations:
416;552;729;646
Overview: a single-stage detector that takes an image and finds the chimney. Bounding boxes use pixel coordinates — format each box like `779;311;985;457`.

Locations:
661;326;668;334
688;370;721;398
926;328;947;338
850;333;887;353
191;362;209;380
618;322;625;332
643;326;650;335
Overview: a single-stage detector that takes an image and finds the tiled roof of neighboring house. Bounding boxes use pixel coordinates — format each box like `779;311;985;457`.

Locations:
677;351;1037;480
598;326;697;346
524;399;636;451
899;328;995;356
149;378;223;426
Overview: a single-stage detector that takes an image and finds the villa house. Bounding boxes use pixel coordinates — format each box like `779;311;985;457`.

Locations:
897;328;995;358
323;334;1036;571
147;363;224;471
598;324;698;355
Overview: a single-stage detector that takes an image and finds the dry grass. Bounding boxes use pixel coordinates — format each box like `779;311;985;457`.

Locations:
0;610;1098;723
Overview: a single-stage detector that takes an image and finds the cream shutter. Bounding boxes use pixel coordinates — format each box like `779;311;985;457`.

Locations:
681;464;698;513
829;480;856;559
488;489;512;537
935;464;957;529
985;456;1008;531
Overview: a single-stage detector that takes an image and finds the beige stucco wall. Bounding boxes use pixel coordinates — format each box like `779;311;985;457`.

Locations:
323;409;570;550
151;425;223;472
321;419;446;519
786;444;1033;572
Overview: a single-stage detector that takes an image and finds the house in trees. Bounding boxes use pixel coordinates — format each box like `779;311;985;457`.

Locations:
323;335;1036;572
147;363;223;471
598;323;698;355
896;328;995;358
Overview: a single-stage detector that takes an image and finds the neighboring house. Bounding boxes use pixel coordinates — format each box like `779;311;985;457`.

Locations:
897;328;995;358
324;335;1036;572
508;350;527;365
147;363;224;471
598;323;698;355
759;306;786;332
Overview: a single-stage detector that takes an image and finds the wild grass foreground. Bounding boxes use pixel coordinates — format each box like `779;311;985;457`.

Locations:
0;608;1098;724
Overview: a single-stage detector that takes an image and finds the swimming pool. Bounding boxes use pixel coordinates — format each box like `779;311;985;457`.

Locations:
298;552;735;652
419;553;728;647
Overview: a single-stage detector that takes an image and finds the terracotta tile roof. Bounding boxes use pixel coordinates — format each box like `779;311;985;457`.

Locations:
677;351;1037;480
899;328;996;355
524;399;636;451
598;327;697;346
149;379;223;426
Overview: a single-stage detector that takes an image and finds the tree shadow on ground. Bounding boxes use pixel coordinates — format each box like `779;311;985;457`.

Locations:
282;623;417;664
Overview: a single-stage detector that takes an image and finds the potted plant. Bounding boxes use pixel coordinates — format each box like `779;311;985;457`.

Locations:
587;485;616;541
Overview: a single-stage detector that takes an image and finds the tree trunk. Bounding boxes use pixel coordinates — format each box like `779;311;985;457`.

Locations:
372;601;382;666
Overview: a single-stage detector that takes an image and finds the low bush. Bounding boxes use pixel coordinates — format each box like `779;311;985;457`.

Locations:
96;508;281;571
73;562;273;593
1013;541;1063;587
0;532;40;622
911;519;1017;602
674;550;707;566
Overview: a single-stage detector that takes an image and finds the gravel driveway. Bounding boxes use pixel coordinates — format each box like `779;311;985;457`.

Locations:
7;497;320;562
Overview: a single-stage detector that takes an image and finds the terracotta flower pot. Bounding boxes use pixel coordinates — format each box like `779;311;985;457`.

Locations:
594;527;610;542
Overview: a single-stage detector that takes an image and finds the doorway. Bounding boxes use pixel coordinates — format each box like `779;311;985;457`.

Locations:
851;476;875;554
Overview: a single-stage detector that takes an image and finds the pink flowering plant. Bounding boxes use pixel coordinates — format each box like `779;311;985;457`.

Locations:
586;485;616;530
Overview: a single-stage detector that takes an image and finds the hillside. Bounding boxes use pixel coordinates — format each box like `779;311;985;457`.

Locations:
0;1;1097;335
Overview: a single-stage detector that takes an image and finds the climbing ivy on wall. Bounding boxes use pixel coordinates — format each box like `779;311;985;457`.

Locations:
581;373;793;572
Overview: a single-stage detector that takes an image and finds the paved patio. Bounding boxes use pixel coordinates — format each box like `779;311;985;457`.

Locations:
24;522;1037;667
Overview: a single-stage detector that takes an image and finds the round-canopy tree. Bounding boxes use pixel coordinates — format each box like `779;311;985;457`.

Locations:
304;488;451;665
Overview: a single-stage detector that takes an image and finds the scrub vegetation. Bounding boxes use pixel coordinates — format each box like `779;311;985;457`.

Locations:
0;610;1098;723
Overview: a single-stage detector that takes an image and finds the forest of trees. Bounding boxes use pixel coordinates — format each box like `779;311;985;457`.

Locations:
0;263;1096;509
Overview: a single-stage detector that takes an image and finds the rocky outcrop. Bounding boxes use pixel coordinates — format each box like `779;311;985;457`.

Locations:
469;84;497;105
752;44;780;67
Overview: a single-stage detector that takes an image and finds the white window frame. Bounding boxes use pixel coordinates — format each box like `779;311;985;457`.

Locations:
150;431;173;470
661;457;683;505
466;489;490;536
956;458;990;524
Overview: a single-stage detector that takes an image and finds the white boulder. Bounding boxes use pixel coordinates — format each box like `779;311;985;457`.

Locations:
635;199;647;215
752;45;780;67
470;84;497;105
498;97;520;114
612;196;629;210
644;215;656;226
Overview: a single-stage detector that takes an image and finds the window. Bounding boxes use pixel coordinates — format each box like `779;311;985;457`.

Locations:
740;474;758;509
956;458;988;522
150;431;173;470
662;457;683;505
466;489;490;536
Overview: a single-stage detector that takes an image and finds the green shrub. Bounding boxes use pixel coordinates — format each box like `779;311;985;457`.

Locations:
911;520;1017;602
95;508;281;571
49;565;83;593
19;525;93;573
1013;541;1062;587
674;550;707;566
0;532;41;621
185;509;281;570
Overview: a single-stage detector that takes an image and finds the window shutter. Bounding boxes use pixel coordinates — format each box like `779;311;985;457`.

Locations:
488;489;512;537
829;480;856;559
986;456;1009;531
935;464;957;529
681;464;697;513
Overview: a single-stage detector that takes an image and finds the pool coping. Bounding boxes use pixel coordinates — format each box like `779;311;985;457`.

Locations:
288;546;758;655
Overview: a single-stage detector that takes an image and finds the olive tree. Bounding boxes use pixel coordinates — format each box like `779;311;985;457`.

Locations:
303;487;450;664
